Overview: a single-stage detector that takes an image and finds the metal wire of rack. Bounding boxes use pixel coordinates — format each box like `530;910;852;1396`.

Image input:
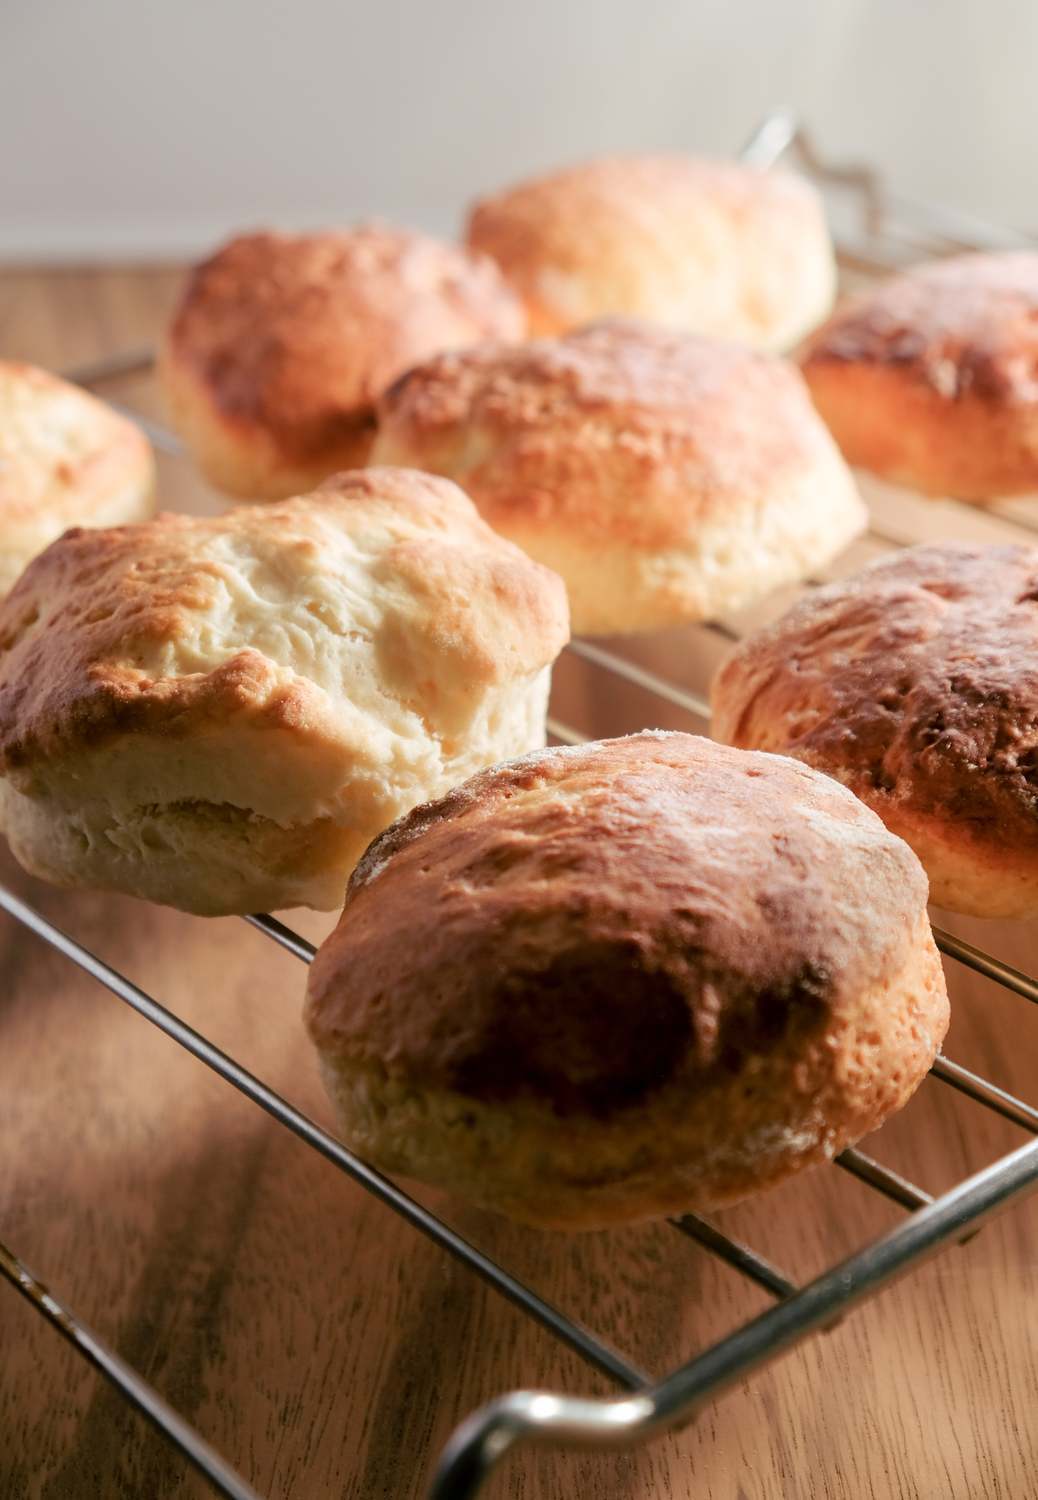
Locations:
3;112;1038;1499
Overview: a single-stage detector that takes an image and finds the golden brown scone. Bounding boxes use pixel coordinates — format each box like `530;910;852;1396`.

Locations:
306;732;947;1229
711;543;1038;918
799;252;1038;500
0;362;154;595
160;226;525;500
0;468;568;916
373;320;866;634
466;155;835;348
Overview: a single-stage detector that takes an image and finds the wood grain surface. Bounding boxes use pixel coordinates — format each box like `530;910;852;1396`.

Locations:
1;266;1038;1500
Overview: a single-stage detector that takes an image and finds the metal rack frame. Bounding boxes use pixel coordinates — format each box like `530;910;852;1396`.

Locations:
3;112;1038;1499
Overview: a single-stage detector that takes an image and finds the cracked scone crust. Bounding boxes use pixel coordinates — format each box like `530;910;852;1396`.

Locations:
160;225;525;500
0;361;155;595
466;155;835;348
799;252;1038;499
0;468;568;915
306;732;947;1228
712;543;1038;917
373;320;866;634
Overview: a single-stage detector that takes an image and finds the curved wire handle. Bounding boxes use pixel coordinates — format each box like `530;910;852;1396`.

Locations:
740;110;1031;259
741;108;885;231
428;1136;1038;1497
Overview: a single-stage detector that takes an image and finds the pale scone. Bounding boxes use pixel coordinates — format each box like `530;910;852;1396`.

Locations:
373;320;866;634
160;225;525;500
306;733;947;1229
0;361;154;595
0;468;568;915
467;155;835;348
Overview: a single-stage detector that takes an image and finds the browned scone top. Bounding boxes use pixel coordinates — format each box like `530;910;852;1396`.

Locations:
0;470;562;773
161;225;525;499
0;468;569;915
373;320;865;633
377;321;824;546
306;733;946;1226
712;543;1038;917
466;155;835;348
799;252;1038;499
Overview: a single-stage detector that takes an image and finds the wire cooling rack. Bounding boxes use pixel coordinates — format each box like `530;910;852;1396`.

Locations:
4;112;1038;1499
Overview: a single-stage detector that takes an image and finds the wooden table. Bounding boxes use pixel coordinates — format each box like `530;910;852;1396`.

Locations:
1;266;1037;1500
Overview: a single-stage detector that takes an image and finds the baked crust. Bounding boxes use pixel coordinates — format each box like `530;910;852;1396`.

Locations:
799;252;1038;499
0;467;569;914
466;155;835;348
373;320;865;632
712;543;1038;916
306;732;946;1226
0;361;155;594
160;226;525;499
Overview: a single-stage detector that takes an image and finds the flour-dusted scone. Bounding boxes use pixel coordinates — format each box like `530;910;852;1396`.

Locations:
160;226;525;500
0;362;154;595
306;733;947;1229
0;469;568;915
799;252;1038;500
466;155;835;348
373;320;866;634
712;543;1038;918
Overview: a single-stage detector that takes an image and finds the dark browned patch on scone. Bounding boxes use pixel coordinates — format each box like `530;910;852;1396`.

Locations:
445;947;832;1119
450;943;693;1116
713;542;1038;849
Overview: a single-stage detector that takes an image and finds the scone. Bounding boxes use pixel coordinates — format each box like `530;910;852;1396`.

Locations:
160;225;525;501
0;361;154;595
712;543;1038;918
0;468;568;916
306;732;947;1229
466;155;835;348
373;320;866;634
799;252;1038;500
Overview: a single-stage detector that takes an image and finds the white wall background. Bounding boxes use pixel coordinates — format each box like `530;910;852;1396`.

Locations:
1;0;1036;260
